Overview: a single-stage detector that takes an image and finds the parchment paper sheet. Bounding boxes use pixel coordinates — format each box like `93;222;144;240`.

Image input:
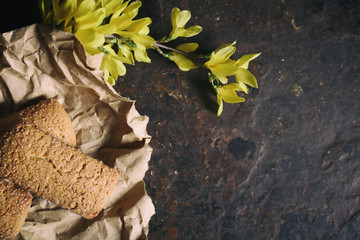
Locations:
0;24;155;240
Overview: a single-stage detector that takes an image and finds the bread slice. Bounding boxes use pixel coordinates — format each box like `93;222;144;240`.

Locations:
0;99;77;238
0;179;32;240
0;99;76;146
0;123;119;219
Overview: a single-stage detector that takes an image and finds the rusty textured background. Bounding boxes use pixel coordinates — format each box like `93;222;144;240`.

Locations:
2;0;360;239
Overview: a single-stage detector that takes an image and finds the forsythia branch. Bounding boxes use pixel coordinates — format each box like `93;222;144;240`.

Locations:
38;0;260;116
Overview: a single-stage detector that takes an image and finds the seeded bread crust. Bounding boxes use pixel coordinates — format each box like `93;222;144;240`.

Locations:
0;123;119;219
0;99;77;239
0;179;32;240
0;99;76;146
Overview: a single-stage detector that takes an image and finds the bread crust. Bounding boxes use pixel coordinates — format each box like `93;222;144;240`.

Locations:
0;99;78;239
0;99;76;146
0;123;119;219
0;179;32;240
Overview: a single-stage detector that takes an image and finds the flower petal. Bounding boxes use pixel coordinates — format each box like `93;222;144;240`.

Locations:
119;31;155;48
170;7;180;30
134;46;151;63
238;82;249;94
102;0;124;16
101;53;126;79
219;84;246;103
126;17;152;34
100;14;132;34
75;28;104;53
119;46;135;65
176;43;198;53
235;68;258;88
175;9;191;29
75;0;95;19
111;1;130;19
107;75;117;86
122;0;142;19
170;53;198;71
102;44;132;64
217;94;224;116
172;25;202;38
236;52;261;69
210;62;238;84
75;7;106;30
53;0;74;23
207;42;236;65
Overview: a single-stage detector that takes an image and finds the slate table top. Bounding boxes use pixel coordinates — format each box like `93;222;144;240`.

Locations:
2;0;360;239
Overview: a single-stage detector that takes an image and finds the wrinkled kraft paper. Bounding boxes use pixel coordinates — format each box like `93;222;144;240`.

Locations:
0;24;155;240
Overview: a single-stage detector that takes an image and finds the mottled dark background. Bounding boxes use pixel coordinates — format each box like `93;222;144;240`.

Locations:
2;0;360;239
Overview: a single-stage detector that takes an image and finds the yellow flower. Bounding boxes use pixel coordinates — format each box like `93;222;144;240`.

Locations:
75;7;106;31
126;17;152;35
169;43;199;71
234;53;261;90
205;42;260;92
52;0;75;27
76;28;105;54
69;0;106;53
204;42;239;84
216;83;246;116
118;31;155;63
121;0;142;19
101;0;126;17
100;44;132;85
96;13;132;35
169;7;202;40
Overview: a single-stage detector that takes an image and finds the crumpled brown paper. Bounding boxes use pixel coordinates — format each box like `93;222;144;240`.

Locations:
0;24;155;240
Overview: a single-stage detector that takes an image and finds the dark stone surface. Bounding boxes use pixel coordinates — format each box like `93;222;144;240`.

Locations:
2;0;360;239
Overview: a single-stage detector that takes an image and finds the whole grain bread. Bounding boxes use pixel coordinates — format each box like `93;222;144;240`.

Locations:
0;99;78;239
0;123;119;219
0;99;76;146
0;179;32;240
